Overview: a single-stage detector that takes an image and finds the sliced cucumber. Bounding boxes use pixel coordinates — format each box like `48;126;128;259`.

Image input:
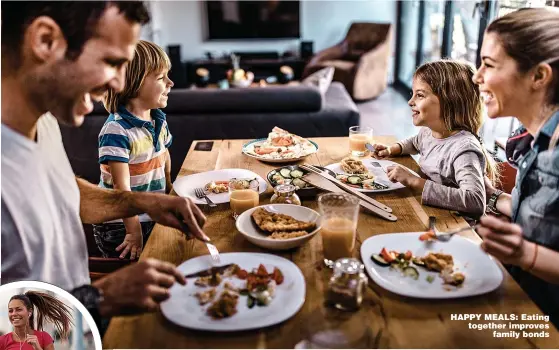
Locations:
371;254;390;267
241;180;250;188
249;178;259;189
347;176;362;185
290;169;304;178
247;296;255;308
403;266;419;280
292;178;307;189
279;168;292;178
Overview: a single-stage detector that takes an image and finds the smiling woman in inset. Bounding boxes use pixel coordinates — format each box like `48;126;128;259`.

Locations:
472;7;559;326
0;291;73;350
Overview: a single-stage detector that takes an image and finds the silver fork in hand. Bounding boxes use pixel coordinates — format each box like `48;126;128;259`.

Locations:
428;216;475;242
194;188;217;208
205;242;221;264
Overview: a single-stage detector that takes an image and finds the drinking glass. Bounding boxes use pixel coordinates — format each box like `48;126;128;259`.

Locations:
296;308;375;349
349;126;373;157
228;178;259;219
317;193;360;267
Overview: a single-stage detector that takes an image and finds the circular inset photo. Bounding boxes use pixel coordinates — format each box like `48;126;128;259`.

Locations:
0;281;102;350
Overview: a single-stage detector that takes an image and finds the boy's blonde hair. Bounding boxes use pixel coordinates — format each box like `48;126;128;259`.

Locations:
104;40;171;113
414;60;499;184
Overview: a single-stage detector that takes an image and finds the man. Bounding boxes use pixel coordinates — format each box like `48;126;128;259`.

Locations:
1;1;210;322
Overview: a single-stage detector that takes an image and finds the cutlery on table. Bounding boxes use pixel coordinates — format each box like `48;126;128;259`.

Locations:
177;203;220;264
427;216;475;242
301;172;397;222
301;164;393;213
184;263;234;278
194;187;217;208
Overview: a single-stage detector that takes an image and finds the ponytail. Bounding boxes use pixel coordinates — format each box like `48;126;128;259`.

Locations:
10;291;74;339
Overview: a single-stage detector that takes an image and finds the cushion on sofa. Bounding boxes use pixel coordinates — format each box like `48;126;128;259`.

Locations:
163;85;322;114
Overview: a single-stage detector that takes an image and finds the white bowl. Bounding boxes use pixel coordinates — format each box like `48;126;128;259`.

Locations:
236;204;321;250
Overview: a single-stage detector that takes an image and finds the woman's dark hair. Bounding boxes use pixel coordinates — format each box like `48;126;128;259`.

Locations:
486;7;559;105
1;1;150;67
9;291;74;339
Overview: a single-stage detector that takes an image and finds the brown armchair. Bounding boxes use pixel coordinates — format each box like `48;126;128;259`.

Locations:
303;22;392;101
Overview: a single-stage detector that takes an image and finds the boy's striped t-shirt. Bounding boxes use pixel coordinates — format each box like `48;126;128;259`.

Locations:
98;106;172;222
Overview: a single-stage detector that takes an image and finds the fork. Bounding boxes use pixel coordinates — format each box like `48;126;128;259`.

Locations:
178;214;221;264
194;188;217;208
205;241;221;264
428;216;475;242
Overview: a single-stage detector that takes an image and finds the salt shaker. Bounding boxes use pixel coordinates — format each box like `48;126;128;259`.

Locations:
326;258;368;311
270;184;301;205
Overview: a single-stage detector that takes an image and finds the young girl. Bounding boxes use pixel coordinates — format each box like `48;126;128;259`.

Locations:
373;60;498;217
0;291;73;350
94;40;174;259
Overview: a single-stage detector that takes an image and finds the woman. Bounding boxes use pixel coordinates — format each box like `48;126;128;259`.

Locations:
472;7;559;326
0;291;73;350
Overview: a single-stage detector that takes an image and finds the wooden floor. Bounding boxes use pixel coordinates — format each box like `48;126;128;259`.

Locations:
357;87;420;143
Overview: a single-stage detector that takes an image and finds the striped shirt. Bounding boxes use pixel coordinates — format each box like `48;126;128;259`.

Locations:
98;106;173;222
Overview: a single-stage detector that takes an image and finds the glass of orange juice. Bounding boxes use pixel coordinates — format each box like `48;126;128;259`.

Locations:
228;178;260;219
318;193;360;266
349;126;373;157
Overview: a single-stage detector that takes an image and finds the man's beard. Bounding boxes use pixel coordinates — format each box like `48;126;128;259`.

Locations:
25;66;85;127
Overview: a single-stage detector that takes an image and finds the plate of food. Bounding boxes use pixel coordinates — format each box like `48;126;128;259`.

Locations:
161;252;306;331
324;158;420;193
267;165;336;197
360;232;503;299
236;204;321;250
173;168;267;205
242;127;319;163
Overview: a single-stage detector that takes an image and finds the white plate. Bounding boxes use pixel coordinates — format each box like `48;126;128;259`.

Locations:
360;232;503;299
242;138;319;164
324;159;420;193
161;252;306;331
236;204;321;250
173;168;267;205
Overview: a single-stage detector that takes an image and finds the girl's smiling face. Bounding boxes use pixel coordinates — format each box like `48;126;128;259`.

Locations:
408;78;443;130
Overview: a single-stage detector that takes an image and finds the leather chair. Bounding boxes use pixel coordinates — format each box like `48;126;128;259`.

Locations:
303;22;392;101
84;223;133;281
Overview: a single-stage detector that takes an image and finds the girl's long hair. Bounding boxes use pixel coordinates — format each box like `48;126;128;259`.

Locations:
414;60;499;184
9;291;74;339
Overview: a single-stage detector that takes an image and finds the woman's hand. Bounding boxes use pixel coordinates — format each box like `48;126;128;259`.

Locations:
477;215;534;268
387;165;425;190
371;144;390;159
116;231;143;260
26;334;43;350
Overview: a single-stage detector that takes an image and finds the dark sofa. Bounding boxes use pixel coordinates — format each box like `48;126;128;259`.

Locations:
60;82;359;183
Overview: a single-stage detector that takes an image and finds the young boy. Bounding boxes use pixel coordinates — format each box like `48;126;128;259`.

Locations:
94;40;174;259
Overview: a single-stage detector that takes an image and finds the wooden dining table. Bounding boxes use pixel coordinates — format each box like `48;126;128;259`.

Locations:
103;136;559;348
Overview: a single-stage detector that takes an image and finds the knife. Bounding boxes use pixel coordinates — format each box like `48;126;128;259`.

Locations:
184;264;235;278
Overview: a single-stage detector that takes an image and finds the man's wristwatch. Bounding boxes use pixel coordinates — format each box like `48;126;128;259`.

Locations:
486;189;504;215
71;285;104;327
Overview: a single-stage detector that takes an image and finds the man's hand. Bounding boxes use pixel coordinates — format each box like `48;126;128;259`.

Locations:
477;215;534;268
138;193;210;242
93;258;187;317
387;165;424;189
116;232;143;260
